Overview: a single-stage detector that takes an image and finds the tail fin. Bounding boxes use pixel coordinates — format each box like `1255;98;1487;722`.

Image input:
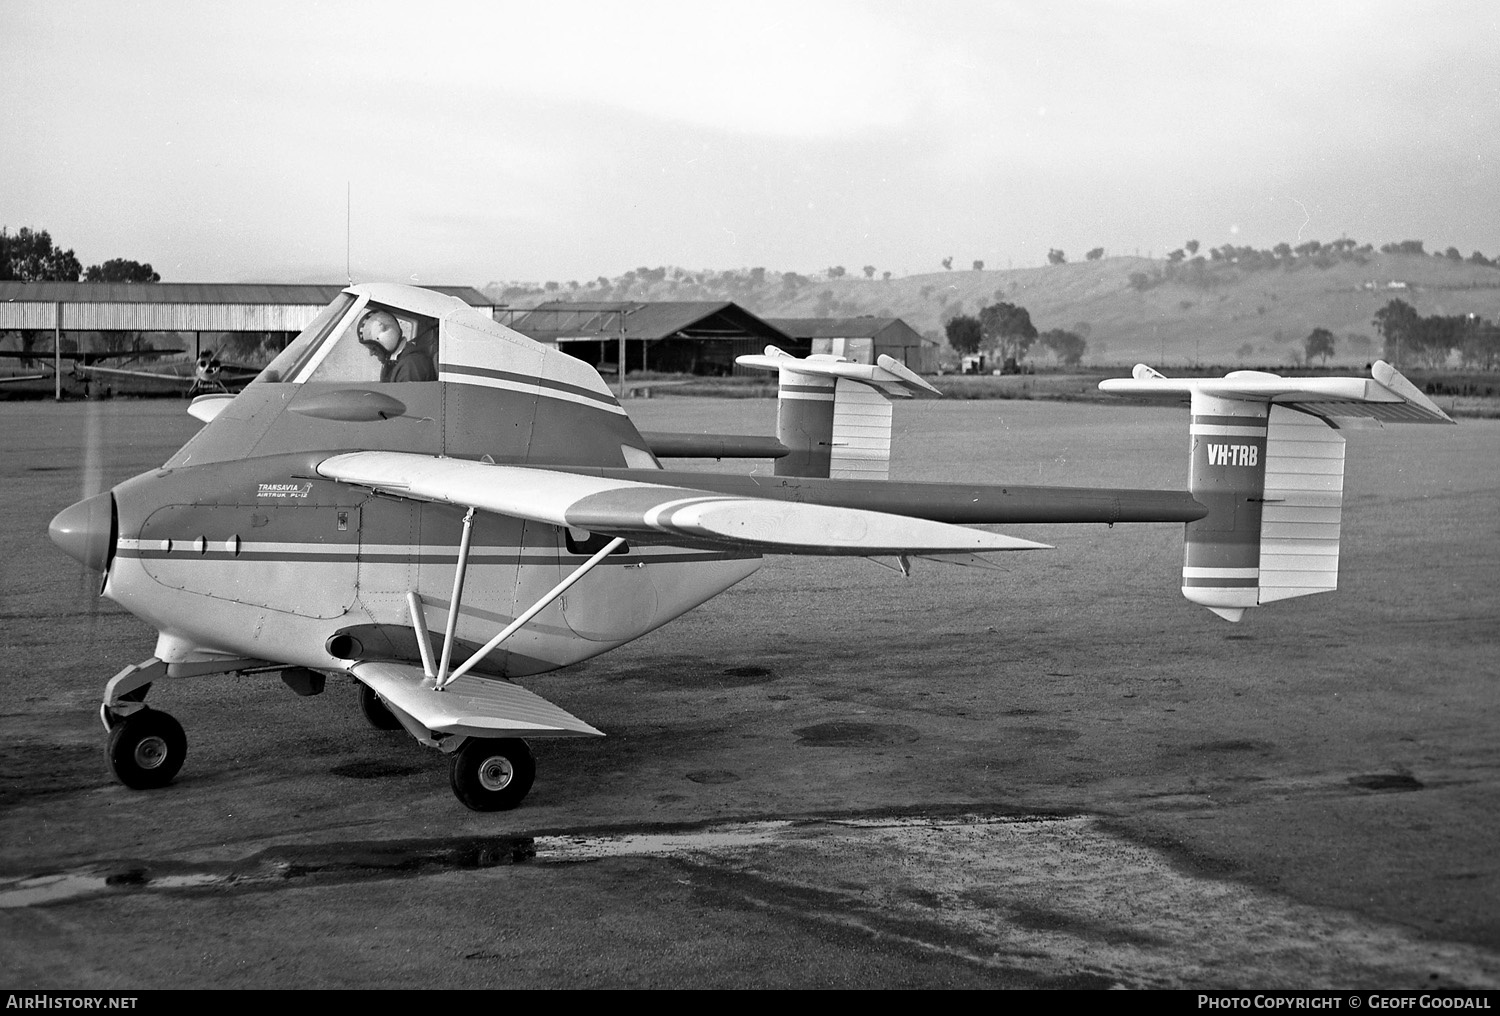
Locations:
1100;362;1454;621
735;346;939;479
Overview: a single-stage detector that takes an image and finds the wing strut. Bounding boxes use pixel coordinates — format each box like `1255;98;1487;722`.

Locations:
434;533;626;690
406;590;438;680
436;507;478;684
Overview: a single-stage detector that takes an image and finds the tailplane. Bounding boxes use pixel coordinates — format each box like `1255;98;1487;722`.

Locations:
736;346;939;479
1100;362;1453;621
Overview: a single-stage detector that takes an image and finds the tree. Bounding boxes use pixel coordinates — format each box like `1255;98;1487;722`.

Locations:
1373;298;1422;364
1047;248;1066;265
944;314;982;355
1085;247;1104;261
1185;240;1200;256
1304;327;1336;365
1038;328;1087;366
972;260;984;271
0;227;83;281
862;265;876;279
1458;316;1500;369
826;265;846;279
1167;248;1185;263
941;256;953;270
82;258;159;282
979;301;1038;363
882;271;892;281
1381;240;1425;256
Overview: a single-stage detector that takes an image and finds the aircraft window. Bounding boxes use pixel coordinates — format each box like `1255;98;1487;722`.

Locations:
252;293;357;384
303;304;440;384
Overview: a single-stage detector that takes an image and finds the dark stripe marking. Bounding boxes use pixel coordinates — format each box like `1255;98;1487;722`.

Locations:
439;363;620;407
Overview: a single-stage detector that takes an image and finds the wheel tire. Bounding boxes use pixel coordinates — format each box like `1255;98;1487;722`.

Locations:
106;709;186;789
450;738;535;812
359;683;403;730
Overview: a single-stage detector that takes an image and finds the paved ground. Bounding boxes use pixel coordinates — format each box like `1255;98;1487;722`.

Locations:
1;396;1496;989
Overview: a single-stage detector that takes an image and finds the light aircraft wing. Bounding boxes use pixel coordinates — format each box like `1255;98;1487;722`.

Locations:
353;661;604;740
74;363;195;382
317;451;1050;555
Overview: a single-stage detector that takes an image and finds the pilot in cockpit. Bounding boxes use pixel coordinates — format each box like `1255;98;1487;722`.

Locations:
358;309;437;383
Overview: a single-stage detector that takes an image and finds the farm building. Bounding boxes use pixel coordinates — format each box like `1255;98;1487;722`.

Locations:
502;301;801;376
764;317;938;373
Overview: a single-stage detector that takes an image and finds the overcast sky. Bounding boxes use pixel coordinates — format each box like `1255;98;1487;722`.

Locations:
5;1;1497;286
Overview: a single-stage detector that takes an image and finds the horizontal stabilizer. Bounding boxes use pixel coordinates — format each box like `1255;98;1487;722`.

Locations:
737;344;941;398
735;345;939;479
318;452;1049;555
1099;361;1455;425
354;661;603;740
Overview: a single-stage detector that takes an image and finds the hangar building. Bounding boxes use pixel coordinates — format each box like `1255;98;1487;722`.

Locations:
0;281;492;355
765;316;939;373
502;301;801;376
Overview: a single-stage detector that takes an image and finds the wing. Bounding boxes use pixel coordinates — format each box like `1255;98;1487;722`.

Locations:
317;451;1050;555
75;363;191;382
354;661;603;740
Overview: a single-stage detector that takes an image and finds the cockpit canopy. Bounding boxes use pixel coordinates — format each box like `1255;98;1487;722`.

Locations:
253;286;453;385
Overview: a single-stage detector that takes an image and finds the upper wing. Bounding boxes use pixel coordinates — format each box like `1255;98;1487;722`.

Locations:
317;451;1049;555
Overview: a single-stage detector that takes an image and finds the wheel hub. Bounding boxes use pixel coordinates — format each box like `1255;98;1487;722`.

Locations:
478;756;514;791
134;735;169;770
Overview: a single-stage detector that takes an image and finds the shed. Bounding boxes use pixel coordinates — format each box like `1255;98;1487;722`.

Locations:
764;316;938;373
502;301;800;376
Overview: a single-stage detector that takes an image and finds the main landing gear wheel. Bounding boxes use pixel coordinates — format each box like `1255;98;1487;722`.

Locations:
106;708;187;789
358;682;403;730
450;738;535;812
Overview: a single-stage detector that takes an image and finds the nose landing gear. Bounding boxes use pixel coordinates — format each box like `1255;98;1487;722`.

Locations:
106;708;187;789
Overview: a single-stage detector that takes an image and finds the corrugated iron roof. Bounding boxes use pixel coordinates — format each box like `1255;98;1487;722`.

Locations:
0;282;491;306
510;301;790;343
766;316;937;345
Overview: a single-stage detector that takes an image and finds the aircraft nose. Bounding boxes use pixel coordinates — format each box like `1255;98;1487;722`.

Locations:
49;491;115;572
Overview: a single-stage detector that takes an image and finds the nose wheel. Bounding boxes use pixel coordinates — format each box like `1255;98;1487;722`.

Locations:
106;708;187;789
449;737;535;811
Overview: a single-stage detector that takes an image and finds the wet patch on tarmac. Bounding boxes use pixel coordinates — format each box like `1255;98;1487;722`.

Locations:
720;665;776;685
1348;772;1425;792
684;769;741;784
793;721;921;747
0;835;536;908
597;654;781;689
0;810;1495;987
1191;738;1277;754
328;759;424;779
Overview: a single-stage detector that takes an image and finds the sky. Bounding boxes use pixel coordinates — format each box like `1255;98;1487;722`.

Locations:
4;0;1498;287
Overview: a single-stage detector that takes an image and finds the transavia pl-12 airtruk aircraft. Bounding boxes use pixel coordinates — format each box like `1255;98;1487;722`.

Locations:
47;284;1454;810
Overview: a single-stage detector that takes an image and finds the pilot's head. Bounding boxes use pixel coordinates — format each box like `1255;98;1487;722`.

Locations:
358;310;405;359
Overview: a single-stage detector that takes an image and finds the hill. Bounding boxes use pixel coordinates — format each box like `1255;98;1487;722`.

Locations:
486;253;1500;368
